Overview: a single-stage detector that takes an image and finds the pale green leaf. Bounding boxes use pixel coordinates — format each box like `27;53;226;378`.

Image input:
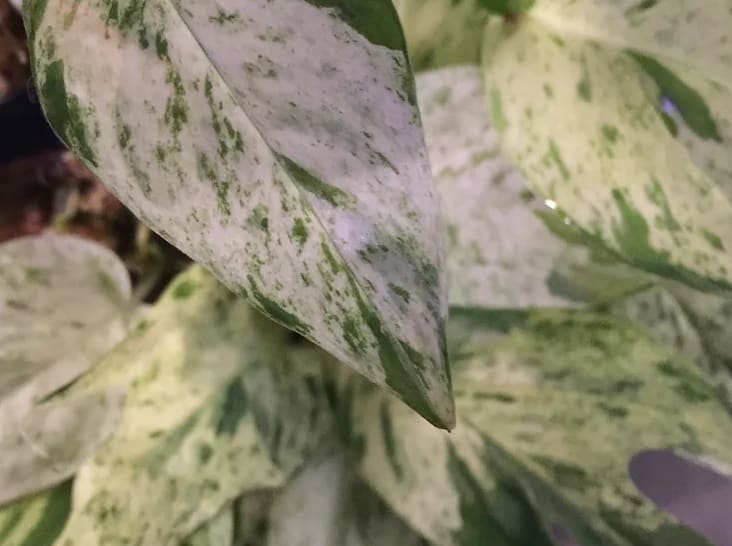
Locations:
345;309;732;545
530;0;732;89
0;482;71;546
55;267;331;545
420;65;580;308
0;234;132;406
26;0;453;428
483;19;732;290
0;234;132;504
394;0;487;70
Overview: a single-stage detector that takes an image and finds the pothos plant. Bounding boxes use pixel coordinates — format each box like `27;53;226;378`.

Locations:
2;0;732;544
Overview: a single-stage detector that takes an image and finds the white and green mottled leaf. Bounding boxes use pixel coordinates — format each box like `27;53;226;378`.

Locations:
266;446;427;546
0;234;132;504
25;0;453;428
608;285;709;371
344;309;732;546
0;482;72;546
394;0;487;70
531;0;732;89
182;506;233;546
419;65;581;308
0;389;125;507
483;19;732;291
54;267;322;545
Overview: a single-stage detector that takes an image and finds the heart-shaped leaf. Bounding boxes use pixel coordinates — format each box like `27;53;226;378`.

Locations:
483;15;732;291
0;234;132;504
55;267;335;545
25;0;453;428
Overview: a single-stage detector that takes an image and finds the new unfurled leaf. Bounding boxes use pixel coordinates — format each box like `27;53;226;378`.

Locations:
483;18;732;291
344;309;732;546
394;0;487;70
25;0;453;428
55;267;333;545
420;65;581;308
0;234;132;504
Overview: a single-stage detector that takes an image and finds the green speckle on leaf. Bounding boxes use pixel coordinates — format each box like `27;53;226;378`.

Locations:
117;123;131;149
278;155;354;208
41;60;97;167
577;75;592;102
547;140;570;181
632;54;722;142
645;178;680;232
155;31;168;60
216;381;248;435
292;218;308;246
702;229;724;251
247;275;312;334
389;283;411;304
172;279;196;299
601;124;619;143
490;88;508;132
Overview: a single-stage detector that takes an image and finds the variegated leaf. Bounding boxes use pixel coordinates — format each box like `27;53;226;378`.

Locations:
0;234;131;407
420;65;579;308
344;309;732;546
0;234;132;504
483;18;732;291
25;0;453;428
0;482;71;546
394;0;486;70
266;446;428;546
54;267;333;545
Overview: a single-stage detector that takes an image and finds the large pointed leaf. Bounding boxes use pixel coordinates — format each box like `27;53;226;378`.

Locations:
420;65;578;308
483;18;732;291
25;0;453;428
343;309;732;546
55;267;332;545
394;0;487;70
0;234;132;504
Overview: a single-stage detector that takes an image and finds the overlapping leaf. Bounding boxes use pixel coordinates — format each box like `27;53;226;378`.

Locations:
420;65;579;308
343;309;732;546
25;0;453;427
53;267;334;545
0;234;132;504
483;7;732;291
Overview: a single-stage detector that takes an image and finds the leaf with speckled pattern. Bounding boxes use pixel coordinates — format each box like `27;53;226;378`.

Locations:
342;309;732;546
394;0;487;70
0;234;132;505
25;0;453;429
420;66;581;309
483;18;732;292
54;267;334;546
